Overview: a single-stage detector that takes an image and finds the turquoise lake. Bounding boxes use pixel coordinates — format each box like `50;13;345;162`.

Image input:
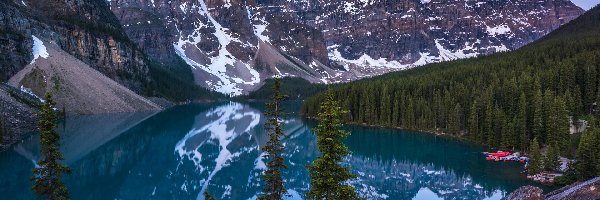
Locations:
0;102;547;199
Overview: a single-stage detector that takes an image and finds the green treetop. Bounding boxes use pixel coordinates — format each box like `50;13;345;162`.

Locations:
32;92;71;200
259;78;288;200
544;143;560;171
528;138;543;175
306;90;361;200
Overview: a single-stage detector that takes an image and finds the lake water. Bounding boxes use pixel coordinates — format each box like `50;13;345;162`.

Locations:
0;101;546;199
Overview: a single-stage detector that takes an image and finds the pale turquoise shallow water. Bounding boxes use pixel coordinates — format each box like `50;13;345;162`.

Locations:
0;102;547;199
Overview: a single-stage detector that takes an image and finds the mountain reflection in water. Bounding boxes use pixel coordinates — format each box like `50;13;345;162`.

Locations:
0;102;546;200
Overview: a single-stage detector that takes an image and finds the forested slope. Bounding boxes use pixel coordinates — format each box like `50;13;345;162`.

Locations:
302;6;600;153
242;77;327;100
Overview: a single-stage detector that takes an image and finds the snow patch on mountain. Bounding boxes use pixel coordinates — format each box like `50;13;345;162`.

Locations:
343;2;359;14
328;48;408;70
173;0;261;96
435;39;479;61
246;6;270;42
31;35;49;64
486;24;512;36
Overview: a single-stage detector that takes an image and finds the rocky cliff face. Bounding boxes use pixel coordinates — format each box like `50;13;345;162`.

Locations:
0;0;149;92
108;0;584;96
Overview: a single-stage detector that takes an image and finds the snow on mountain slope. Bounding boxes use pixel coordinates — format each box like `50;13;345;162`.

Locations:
108;0;584;96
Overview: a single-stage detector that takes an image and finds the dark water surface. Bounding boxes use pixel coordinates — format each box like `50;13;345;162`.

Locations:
0;102;547;199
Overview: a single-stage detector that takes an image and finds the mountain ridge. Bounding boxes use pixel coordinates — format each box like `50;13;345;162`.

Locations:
108;0;584;96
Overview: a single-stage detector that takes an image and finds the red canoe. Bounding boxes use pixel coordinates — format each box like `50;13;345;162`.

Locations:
488;152;511;157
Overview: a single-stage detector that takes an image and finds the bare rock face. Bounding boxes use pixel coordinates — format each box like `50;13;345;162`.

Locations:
0;0;149;92
108;0;584;96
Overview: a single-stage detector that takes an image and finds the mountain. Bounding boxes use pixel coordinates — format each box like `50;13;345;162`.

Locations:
0;0;222;102
0;0;149;92
7;39;161;115
301;5;600;151
107;0;583;96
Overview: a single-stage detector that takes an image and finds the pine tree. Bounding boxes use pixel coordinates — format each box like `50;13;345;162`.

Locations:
584;64;597;114
484;102;494;146
595;85;600;119
544;143;560;171
204;191;216;200
468;101;479;142
0;117;6;144
576;129;598;180
260;78;288;200
32;92;71;200
306;90;361;200
573;86;584;117
517;93;528;150
447;103;461;134
380;85;391;126
532;89;543;144
555;97;570;149
542;90;556;144
528;138;543;175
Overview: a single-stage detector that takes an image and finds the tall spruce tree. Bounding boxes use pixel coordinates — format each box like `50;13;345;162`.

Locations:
0;117;6;144
584;64;597;114
528;138;543;175
32;92;71;200
306;90;361;200
447;103;460;134
576;129;598;180
467;101;479;142
544;143;560;171
532;89;544;144
260;78;288;200
555;97;570;149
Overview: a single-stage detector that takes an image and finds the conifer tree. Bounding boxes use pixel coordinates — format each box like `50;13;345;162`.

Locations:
204;191;216;200
543;90;557;144
532;90;544;144
576;129;598;180
528;138;543;175
467;101;479;142
0;117;6;143
260;78;288;200
555;97;570;149
573;86;584;117
544;143;560;171
380;86;391;126
447;103;460;134
306;90;361;200
584;64;597;113
595;85;600;119
484;102;494;146
32;92;71;200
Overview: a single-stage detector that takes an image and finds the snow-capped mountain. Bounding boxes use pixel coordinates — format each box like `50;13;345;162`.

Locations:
108;0;584;96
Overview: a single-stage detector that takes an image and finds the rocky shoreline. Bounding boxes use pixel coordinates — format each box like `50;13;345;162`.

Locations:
0;84;38;150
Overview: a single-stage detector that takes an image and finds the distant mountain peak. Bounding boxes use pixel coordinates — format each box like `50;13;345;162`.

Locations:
108;0;584;96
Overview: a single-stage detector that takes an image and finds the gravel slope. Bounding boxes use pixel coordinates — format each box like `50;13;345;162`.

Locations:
8;41;161;115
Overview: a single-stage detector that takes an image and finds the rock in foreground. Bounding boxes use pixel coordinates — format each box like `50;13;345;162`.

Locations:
504;177;600;200
502;186;544;200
